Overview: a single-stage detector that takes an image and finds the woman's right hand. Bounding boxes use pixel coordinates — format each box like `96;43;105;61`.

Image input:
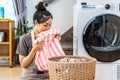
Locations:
32;41;43;52
19;42;43;68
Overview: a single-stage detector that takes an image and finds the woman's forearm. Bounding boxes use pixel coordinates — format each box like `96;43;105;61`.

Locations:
19;49;37;68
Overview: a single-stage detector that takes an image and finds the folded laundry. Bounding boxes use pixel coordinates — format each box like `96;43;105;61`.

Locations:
34;29;65;71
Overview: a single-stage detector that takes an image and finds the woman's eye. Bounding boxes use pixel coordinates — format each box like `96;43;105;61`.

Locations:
44;25;47;27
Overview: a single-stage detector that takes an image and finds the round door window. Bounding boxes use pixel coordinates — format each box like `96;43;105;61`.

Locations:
83;14;120;62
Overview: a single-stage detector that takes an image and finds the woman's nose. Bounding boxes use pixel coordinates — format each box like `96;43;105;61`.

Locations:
46;26;50;30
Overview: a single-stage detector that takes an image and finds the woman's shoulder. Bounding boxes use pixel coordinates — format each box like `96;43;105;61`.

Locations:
20;32;31;41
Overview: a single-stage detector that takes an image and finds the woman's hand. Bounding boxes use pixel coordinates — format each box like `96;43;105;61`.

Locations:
19;42;43;68
32;41;43;52
55;34;61;41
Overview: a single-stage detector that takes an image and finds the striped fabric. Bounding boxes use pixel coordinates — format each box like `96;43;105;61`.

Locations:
34;29;65;71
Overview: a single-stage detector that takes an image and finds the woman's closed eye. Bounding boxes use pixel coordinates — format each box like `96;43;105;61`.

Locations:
44;24;48;27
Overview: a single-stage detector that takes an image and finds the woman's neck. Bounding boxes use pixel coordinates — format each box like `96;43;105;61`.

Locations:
33;29;38;37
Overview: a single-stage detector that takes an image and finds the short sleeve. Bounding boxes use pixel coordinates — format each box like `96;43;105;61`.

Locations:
16;33;32;56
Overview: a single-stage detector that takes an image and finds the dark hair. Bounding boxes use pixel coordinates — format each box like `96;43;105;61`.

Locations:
33;2;53;24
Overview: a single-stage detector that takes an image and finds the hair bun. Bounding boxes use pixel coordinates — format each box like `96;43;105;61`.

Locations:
35;2;46;11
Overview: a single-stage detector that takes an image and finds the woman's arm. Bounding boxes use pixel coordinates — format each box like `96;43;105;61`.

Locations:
19;42;43;68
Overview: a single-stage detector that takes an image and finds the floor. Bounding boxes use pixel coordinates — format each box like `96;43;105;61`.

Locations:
0;59;22;80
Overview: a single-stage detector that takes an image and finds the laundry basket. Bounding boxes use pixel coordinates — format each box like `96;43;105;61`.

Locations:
48;55;96;80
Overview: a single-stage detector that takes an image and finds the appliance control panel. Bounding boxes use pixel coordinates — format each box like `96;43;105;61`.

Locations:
81;2;111;10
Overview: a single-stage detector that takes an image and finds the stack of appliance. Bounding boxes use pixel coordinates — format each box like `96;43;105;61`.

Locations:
73;0;120;80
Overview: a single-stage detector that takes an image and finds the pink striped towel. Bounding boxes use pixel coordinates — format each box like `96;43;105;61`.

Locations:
34;29;65;71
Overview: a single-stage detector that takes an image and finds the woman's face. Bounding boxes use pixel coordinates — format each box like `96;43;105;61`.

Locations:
34;18;52;34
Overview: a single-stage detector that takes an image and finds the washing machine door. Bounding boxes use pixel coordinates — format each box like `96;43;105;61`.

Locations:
83;14;120;62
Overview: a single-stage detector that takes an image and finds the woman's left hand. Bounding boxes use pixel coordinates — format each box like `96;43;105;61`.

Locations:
55;34;61;41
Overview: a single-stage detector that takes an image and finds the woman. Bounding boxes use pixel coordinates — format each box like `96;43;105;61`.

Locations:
16;2;60;80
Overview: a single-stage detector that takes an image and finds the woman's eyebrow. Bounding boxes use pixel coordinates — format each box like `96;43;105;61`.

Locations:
45;23;48;24
44;23;50;25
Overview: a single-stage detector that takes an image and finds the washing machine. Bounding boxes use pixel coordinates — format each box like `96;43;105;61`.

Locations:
73;0;120;80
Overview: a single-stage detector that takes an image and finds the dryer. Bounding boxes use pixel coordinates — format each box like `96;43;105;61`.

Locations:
73;0;120;80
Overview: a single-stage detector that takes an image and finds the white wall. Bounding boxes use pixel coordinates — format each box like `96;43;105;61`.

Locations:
26;0;76;34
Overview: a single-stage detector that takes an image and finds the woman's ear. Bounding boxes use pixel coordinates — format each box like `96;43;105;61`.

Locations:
34;20;38;25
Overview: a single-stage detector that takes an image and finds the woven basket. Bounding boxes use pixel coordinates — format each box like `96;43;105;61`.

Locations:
48;55;96;80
